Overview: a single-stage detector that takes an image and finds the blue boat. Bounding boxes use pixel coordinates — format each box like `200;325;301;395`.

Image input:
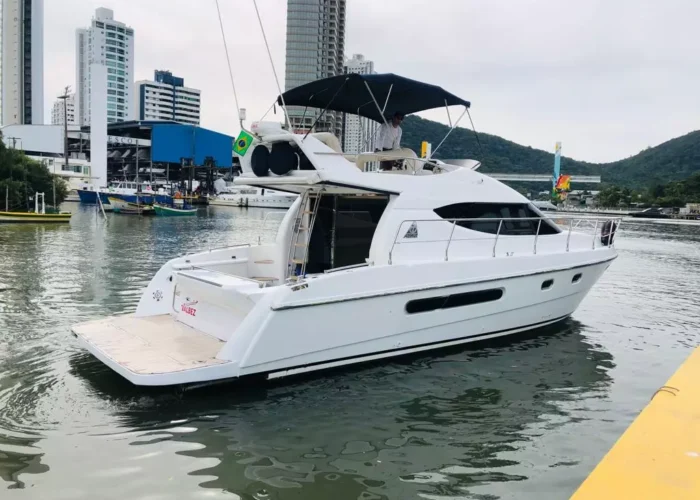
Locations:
77;181;173;205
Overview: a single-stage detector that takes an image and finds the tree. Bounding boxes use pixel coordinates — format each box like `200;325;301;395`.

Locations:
0;133;68;211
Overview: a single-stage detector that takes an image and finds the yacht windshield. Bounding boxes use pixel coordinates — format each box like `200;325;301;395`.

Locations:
434;203;561;235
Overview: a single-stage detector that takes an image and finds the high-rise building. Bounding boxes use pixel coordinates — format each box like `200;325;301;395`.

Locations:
51;93;76;125
284;0;345;138
135;70;201;126
75;7;134;126
1;0;44;125
342;54;376;154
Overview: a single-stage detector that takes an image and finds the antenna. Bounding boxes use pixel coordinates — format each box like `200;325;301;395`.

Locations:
251;0;292;130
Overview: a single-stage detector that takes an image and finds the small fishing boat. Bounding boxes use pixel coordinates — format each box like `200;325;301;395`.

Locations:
0;211;72;223
153;204;197;217
0;192;71;224
107;197;155;216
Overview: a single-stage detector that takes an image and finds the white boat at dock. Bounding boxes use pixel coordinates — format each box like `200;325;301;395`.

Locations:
72;74;621;387
209;186;297;209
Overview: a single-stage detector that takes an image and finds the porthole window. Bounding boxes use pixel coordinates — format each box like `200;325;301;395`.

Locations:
572;273;582;284
541;279;554;290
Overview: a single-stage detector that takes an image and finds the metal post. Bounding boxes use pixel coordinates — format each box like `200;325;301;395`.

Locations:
58;86;71;173
330;195;337;269
492;220;503;257
445;221;457;261
364;81;391;129
592;220;599;249
533;219;542;254
5;186;8;212
432;107;468;157
135;141;139;184
566;219;573;252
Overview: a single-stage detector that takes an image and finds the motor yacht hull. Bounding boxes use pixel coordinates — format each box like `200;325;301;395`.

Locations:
72;247;615;386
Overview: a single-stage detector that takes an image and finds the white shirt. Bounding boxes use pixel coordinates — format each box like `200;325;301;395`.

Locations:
377;122;402;150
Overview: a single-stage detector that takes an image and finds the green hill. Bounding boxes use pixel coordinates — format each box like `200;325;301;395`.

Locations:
401;115;700;189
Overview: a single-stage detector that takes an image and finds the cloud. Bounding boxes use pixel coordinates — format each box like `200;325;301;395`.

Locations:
44;0;700;163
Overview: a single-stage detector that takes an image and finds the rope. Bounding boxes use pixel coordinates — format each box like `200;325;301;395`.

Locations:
214;0;242;123
467;108;484;159
252;0;292;129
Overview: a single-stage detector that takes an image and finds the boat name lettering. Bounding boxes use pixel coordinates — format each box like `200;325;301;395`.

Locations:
181;300;198;316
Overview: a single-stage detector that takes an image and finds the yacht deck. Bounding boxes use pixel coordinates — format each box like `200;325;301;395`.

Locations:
72;314;225;375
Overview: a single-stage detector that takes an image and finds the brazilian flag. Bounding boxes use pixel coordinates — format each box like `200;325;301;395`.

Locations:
233;130;254;156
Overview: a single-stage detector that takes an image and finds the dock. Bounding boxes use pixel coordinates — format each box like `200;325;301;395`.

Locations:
572;347;700;499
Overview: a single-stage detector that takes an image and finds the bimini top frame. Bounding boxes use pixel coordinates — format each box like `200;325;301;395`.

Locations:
273;73;475;159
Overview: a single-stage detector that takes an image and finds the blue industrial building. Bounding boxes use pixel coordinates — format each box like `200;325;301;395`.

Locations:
67;120;236;189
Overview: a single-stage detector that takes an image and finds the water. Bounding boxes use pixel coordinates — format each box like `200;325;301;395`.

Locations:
0;206;698;499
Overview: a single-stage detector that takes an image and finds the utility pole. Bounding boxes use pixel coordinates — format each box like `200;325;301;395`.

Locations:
58;86;72;172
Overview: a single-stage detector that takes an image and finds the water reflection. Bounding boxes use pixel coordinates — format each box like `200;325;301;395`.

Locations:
67;321;612;499
4;206;696;498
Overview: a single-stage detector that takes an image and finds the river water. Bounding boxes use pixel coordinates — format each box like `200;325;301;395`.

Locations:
0;206;698;499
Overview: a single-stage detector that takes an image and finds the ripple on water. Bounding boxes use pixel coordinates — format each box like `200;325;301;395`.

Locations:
0;209;699;498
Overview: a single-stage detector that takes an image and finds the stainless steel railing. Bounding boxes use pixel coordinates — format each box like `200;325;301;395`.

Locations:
388;216;622;264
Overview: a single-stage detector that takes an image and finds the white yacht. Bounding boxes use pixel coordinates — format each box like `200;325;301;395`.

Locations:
72;74;621;387
209;186;297;209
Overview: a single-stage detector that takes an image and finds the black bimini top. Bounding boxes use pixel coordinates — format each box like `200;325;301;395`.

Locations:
277;73;470;123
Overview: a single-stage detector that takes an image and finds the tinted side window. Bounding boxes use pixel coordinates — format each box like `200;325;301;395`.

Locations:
433;203;560;235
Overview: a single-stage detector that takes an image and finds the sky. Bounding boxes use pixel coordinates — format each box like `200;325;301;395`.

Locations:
44;0;700;163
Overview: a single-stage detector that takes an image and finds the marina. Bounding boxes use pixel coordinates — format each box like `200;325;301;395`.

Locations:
0;205;698;498
0;0;698;498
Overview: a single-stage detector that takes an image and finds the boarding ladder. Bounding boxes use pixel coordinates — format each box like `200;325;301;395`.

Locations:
286;189;323;280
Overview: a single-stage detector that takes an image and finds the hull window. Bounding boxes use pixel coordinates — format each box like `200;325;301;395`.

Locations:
572;273;582;284
434;203;561;235
541;279;554;290
406;288;503;314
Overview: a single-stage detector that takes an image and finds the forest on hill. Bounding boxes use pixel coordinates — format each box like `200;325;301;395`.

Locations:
401;115;700;190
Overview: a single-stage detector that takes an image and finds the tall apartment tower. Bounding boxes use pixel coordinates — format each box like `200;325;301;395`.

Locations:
135;70;201;125
75;7;134;126
342;54;375;154
51;93;76;125
284;0;346;138
1;0;44;125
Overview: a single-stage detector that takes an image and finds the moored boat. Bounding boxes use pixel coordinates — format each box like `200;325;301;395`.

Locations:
72;73;621;387
108;197;155;216
78;181;173;205
209;186;297;209
0;211;72;223
0;192;72;224
153;204;197;216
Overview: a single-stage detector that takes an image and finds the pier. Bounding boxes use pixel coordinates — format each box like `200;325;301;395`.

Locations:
572;347;700;499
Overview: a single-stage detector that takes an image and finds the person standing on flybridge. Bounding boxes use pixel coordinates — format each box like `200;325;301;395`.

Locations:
376;111;404;170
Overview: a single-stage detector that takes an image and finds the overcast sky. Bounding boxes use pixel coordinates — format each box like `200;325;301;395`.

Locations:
44;0;700;163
